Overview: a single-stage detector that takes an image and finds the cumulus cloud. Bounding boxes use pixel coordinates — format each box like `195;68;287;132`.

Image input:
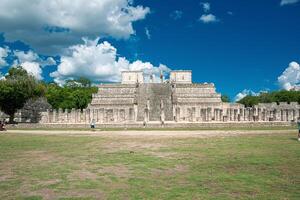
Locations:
235;89;260;102
170;10;183;20
200;2;210;12
20;62;43;80
51;38;171;85
199;14;219;23
14;50;39;63
280;0;299;6
0;47;9;68
198;3;219;24
278;61;300;90
12;50;57;80
0;0;150;55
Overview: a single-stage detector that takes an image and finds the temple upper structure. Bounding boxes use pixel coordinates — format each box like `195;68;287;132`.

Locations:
38;70;300;124
121;71;144;84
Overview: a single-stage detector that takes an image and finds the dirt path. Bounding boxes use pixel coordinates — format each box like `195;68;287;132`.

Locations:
4;129;296;138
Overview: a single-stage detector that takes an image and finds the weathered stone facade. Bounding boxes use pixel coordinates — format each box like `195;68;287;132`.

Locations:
39;70;300;124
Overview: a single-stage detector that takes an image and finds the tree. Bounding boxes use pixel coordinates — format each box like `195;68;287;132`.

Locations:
0;67;45;123
237;90;300;107
221;95;230;102
45;77;97;110
72;90;90;110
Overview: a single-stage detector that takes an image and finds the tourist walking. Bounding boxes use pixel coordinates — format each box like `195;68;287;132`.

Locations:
90;119;96;130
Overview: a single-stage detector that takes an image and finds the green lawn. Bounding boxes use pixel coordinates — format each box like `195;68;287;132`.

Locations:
0;131;299;199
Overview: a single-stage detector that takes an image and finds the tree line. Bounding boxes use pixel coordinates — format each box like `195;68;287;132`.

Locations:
0;67;97;123
237;90;300;107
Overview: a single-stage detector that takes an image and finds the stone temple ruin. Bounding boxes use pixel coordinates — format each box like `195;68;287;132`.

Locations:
39;70;300;125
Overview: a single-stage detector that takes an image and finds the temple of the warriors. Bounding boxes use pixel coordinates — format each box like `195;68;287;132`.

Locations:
38;70;300;125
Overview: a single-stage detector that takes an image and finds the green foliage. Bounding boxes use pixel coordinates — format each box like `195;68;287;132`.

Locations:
238;90;300;107
45;78;97;110
221;95;230;102
0;67;46;122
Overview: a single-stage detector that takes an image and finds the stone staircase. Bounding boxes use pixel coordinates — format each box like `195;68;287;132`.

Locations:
137;83;173;121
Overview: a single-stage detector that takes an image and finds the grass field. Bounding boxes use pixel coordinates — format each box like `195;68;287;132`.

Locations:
0;130;299;199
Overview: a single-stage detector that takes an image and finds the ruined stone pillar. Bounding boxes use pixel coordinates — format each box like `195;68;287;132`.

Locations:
292;110;296;121
52;109;56;123
283;109;287;121
207;108;212;121
229;109;232;121
70;108;75;123
220;109;223;122
64;109;68;123
287;109;292;121
214;109;218;121
99;109;104;123
160;100;165;123
134;104;138;122
46;109;51;123
85;109;90;123
234;109;238;121
57;108;63;123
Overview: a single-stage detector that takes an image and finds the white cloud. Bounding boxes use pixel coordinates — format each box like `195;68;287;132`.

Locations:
200;2;210;12
0;0;150;55
0;47;10;68
278;61;300;90
235;89;260;102
20;62;43;80
170;10;183;20
280;0;299;6
145;27;151;39
51;38;171;85
14;50;39;63
12;49;56;80
199;14;219;23
42;57;57;66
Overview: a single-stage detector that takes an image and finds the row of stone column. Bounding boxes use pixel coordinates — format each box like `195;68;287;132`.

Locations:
174;107;300;122
43;107;136;124
39;107;300;123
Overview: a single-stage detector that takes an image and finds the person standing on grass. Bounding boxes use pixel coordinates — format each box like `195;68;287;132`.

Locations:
90;119;96;130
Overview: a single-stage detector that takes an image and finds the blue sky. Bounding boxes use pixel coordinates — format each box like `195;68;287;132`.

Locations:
0;0;299;101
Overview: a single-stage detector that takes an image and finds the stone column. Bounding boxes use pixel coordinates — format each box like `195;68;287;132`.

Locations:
52;109;56;123
46;109;51;123
160;100;165;123
85;109;90;123
214;109;218;121
292;110;296;121
58;108;63;123
207;108;212;121
134;104;138;122
64;109;68;123
99;109;104;123
234;109;237;121
220;109;223;122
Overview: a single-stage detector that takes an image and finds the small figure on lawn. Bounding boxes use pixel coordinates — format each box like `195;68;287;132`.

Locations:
90;119;96;130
